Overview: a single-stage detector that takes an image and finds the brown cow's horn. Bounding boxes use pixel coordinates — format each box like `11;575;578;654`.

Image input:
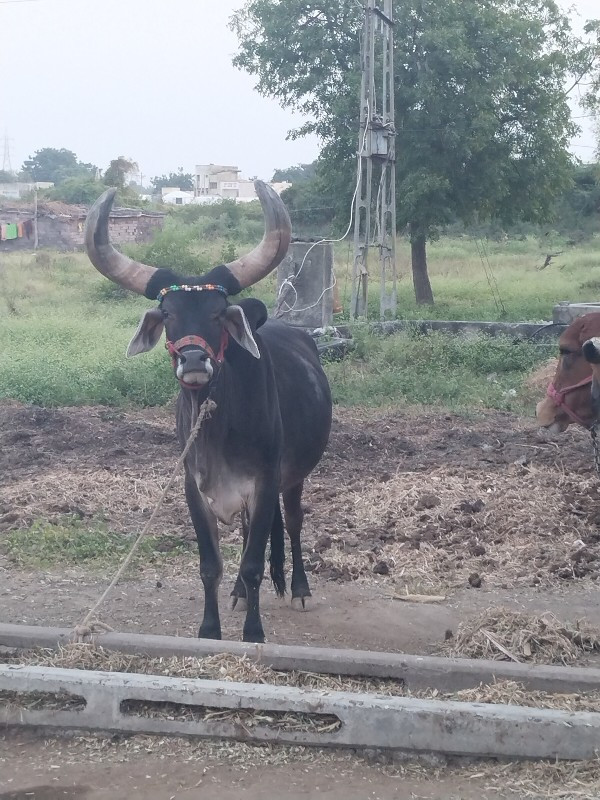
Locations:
224;180;291;289
85;188;157;295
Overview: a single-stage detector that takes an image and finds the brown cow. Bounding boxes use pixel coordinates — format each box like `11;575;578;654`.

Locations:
535;312;600;432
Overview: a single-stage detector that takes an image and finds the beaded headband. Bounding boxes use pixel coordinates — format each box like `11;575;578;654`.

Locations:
156;284;228;303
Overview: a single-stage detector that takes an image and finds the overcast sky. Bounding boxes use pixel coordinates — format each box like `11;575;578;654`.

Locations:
0;0;597;183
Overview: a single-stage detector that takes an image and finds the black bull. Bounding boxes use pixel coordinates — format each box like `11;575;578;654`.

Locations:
84;183;332;643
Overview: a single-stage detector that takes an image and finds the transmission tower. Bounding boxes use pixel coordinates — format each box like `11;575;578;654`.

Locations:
2;132;13;173
351;0;397;320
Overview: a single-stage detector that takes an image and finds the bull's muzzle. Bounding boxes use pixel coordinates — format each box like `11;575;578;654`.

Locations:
176;349;214;387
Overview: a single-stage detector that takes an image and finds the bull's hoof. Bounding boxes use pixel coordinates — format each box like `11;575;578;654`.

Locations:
231;596;248;612
291;596;311;612
243;628;265;644
198;625;222;640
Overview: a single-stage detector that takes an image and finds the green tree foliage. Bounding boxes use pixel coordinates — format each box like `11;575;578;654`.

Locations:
151;169;194;192
46;176;142;207
271;162;317;184
46;177;105;205
104;156;138;190
232;0;600;304
22;148;96;184
0;170;16;183
551;162;600;240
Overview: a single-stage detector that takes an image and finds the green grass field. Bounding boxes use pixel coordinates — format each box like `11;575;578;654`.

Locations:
2;232;594;411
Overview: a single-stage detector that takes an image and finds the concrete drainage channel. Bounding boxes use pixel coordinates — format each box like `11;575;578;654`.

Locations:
2;623;600;760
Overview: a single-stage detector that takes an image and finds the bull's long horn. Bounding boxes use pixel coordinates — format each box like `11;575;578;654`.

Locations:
85;188;157;295
224;180;291;289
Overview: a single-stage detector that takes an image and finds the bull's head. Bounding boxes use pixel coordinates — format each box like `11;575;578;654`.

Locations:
536;313;600;432
582;336;600;420
85;182;291;388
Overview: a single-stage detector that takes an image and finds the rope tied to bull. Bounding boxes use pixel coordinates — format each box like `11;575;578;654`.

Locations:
73;397;217;641
590;422;600;477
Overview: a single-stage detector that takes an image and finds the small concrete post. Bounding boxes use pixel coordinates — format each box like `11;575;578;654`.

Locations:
275;241;334;328
553;302;600;325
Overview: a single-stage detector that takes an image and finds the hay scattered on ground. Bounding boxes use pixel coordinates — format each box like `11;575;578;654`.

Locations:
310;466;600;591
438;680;600;713
442;607;600;665
489;758;600;799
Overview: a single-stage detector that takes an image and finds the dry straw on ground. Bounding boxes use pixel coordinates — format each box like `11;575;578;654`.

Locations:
442;607;600;665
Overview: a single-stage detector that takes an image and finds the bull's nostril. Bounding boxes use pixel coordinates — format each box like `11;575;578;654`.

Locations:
179;354;187;365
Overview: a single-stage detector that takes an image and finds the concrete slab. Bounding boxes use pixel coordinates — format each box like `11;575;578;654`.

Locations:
2;623;600;694
1;665;600;760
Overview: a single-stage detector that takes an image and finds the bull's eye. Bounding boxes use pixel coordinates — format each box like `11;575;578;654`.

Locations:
559;348;572;356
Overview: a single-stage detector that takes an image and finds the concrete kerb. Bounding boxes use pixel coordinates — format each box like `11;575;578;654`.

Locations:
1;664;600;760
368;319;565;340
309;318;565;360
2;624;600;695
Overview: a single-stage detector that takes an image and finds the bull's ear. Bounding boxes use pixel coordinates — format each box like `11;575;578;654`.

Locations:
127;308;165;357
224;304;260;359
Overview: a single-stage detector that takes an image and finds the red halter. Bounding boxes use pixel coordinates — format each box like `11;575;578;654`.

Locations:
546;374;593;427
165;330;229;388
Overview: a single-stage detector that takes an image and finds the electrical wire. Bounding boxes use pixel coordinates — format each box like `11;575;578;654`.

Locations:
275;99;371;317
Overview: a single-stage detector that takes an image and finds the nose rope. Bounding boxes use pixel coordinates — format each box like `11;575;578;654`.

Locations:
546;375;593;428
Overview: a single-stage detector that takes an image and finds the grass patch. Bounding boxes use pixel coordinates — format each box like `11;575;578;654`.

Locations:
0;234;584;410
3;516;191;569
333;234;600;323
324;329;552;410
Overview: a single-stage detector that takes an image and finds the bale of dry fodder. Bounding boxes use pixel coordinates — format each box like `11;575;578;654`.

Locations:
519;358;558;405
442;608;600;665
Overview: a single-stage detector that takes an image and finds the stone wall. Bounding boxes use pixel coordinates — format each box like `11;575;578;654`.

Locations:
0;209;164;252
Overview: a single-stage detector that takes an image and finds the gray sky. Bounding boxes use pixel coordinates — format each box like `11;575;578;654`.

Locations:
0;0;597;182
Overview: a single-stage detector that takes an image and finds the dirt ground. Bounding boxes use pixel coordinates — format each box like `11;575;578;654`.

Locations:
2;401;600;649
0;729;560;800
2;401;600;798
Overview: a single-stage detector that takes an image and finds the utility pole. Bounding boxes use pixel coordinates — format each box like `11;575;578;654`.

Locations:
33;188;39;250
2;132;14;174
351;0;397;320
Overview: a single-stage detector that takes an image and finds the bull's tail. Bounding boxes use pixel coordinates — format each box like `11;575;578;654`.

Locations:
269;497;286;597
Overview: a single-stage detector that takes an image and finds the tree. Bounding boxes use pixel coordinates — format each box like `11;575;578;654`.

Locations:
151;169;194;192
104;156;138;189
0;170;16;183
46;176;105;205
271;162;317;184
232;0;600;305
22;148;96;184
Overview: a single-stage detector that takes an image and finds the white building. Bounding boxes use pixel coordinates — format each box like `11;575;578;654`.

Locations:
237;179;291;203
194;165;240;200
161;188;195;206
193;164;291;203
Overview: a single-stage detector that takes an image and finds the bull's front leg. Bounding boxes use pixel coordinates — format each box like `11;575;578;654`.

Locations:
185;473;223;640
240;482;278;643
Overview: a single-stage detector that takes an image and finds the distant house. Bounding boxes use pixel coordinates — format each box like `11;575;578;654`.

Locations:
0;181;54;199
194;165;241;200
237;179;291;203
193;164;291;203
